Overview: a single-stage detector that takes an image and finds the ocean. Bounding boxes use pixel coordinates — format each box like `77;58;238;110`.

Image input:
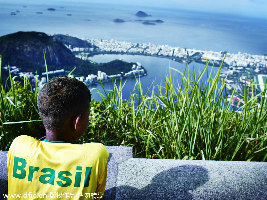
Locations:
0;0;266;100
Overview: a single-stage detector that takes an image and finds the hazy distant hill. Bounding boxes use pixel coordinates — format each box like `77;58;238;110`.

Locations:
53;34;94;48
135;11;151;17
0;31;81;72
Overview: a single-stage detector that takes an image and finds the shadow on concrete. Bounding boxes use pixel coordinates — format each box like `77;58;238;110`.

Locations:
104;153;117;200
108;153;113;162
106;165;209;200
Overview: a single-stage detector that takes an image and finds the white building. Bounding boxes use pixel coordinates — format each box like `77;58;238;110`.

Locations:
97;71;107;80
85;74;97;83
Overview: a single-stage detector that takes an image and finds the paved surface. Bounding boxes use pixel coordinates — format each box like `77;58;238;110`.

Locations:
0;151;8;197
115;159;267;199
104;146;133;200
1;148;267;200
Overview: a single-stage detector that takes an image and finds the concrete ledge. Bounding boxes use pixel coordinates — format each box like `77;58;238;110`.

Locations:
1;148;267;199
0;151;8;196
104;146;133;200
114;158;267;199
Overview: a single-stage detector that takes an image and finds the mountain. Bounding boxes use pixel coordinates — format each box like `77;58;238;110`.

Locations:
0;31;135;77
53;34;94;48
0;31;80;73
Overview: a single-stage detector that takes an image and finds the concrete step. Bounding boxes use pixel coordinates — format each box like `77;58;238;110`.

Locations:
0;151;8;197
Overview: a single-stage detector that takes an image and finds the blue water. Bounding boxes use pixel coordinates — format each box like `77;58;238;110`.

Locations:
0;0;266;100
88;55;226;101
1;1;266;54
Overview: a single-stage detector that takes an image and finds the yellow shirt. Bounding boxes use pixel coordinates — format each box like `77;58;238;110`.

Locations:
7;135;109;199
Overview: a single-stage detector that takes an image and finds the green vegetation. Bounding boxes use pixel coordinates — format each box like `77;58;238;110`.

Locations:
77;59;134;76
0;31;77;73
0;60;45;149
1;57;266;161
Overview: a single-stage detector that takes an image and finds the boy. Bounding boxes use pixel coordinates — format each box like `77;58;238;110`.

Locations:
7;77;109;199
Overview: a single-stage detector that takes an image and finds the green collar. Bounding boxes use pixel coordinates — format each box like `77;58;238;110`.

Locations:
43;139;66;143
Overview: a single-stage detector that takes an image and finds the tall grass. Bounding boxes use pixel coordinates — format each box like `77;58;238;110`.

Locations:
84;62;267;161
0;59;44;150
0;57;266;161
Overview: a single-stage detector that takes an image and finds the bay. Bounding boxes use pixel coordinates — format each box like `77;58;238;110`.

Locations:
88;54;226;101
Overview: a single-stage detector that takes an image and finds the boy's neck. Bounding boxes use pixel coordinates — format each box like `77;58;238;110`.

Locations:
45;129;73;143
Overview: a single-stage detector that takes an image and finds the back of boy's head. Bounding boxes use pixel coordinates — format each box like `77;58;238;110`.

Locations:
37;77;91;131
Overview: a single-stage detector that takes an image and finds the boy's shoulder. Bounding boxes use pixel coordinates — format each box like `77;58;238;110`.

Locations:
9;135;108;158
11;134;35;143
83;142;109;159
9;135;108;156
9;135;36;151
8;136;109;169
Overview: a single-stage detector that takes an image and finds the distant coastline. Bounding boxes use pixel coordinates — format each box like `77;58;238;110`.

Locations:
60;35;266;99
68;38;267;69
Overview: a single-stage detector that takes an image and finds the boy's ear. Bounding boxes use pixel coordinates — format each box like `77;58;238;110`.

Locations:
74;115;82;130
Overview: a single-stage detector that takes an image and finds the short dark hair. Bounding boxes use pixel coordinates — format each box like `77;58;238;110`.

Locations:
37;77;91;131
